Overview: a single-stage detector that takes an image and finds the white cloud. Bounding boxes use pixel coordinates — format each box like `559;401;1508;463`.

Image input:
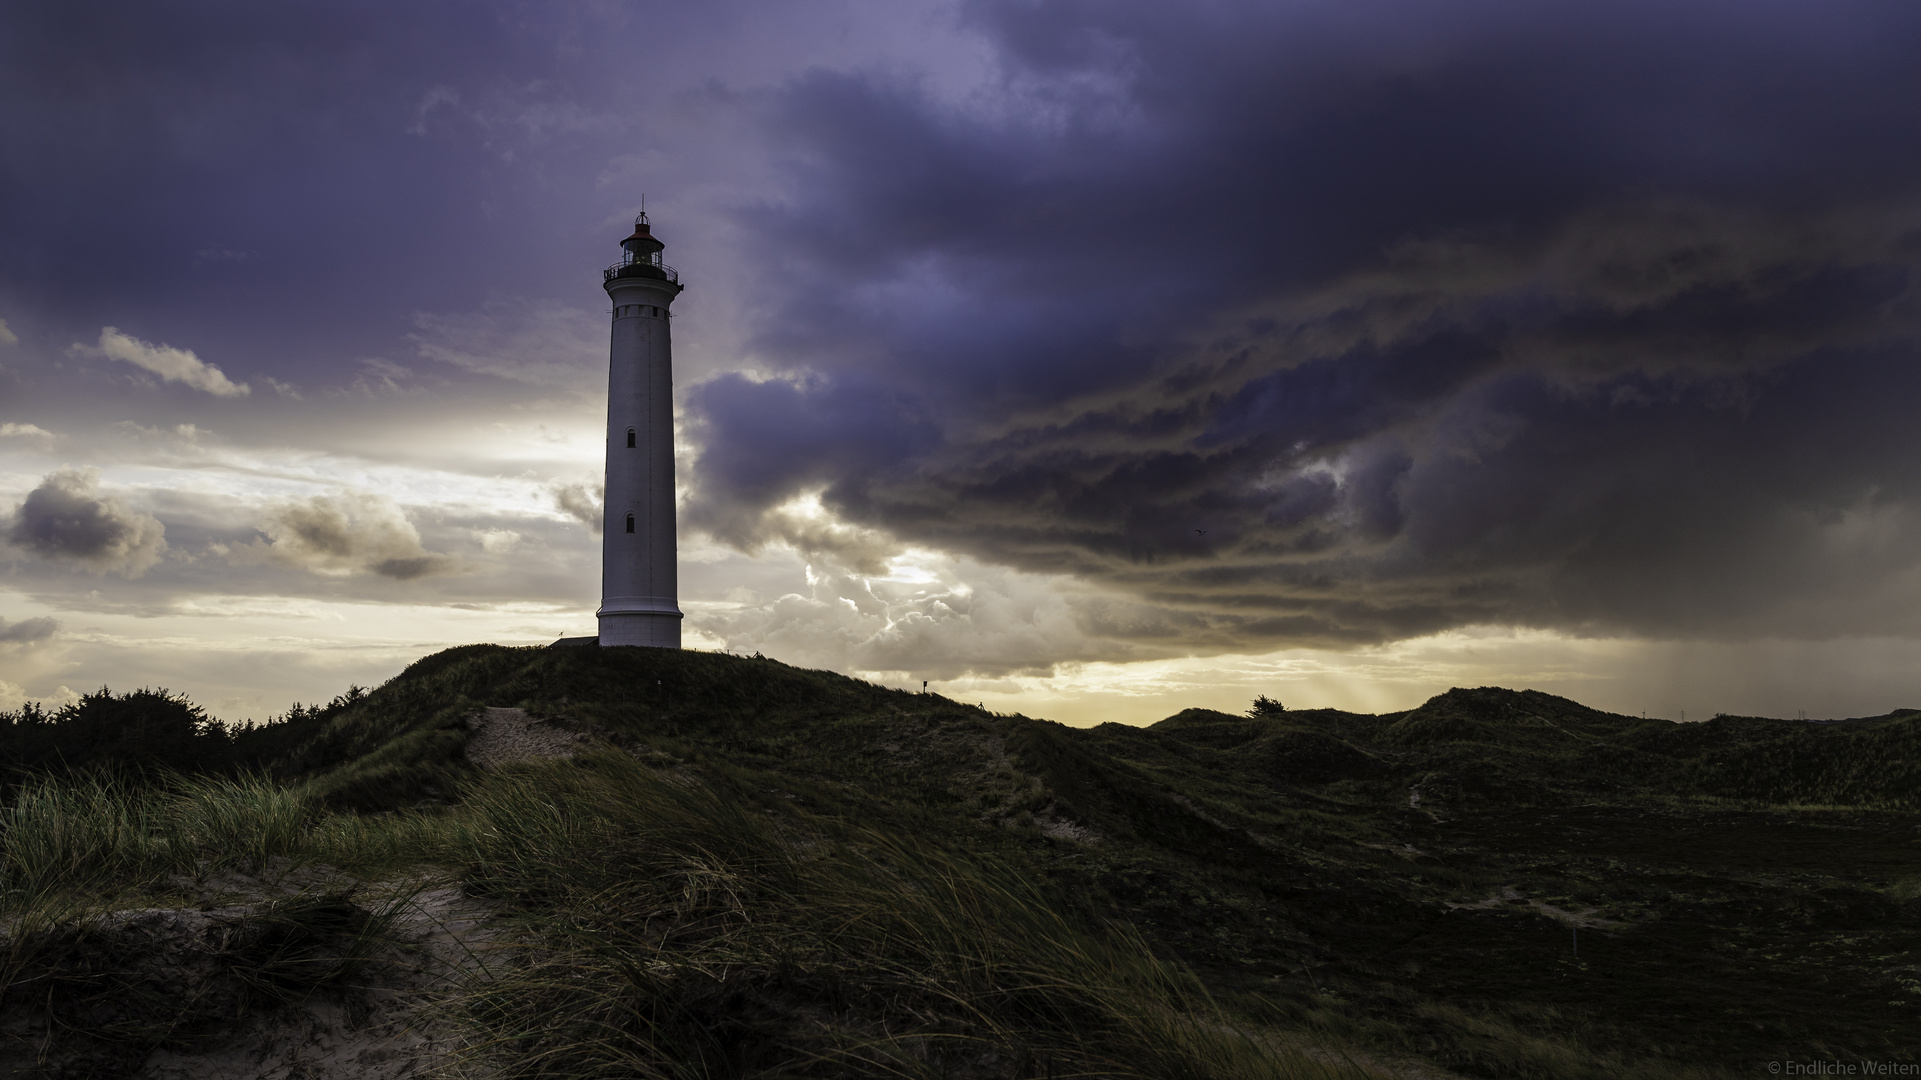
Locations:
758;491;902;575
693;546;1161;680
244;491;459;580
474;527;522;553
79;326;249;397
0;318;17;347
0;422;54;448
115;421;207;444
346;357;421;397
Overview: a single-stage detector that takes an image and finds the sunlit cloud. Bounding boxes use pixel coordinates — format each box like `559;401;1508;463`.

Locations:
690;527;1167;680
474;527;522;553
0;423;54;449
238;491;460;580
77;327;249;397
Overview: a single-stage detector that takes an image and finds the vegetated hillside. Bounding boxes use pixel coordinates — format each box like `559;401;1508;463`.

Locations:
4;646;1918;1079
253;646;1921;1075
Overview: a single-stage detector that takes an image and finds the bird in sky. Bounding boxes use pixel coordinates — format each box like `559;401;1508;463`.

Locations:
1195;529;1208;536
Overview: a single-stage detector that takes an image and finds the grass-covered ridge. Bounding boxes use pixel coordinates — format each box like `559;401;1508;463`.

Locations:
2;644;1917;1078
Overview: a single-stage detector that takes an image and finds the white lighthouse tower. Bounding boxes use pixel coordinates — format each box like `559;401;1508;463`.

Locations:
597;212;684;647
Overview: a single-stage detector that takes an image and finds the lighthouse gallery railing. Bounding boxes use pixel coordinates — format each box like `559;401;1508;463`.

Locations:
604;261;680;285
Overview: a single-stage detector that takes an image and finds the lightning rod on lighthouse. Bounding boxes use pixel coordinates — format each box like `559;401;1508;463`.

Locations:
597;212;684;647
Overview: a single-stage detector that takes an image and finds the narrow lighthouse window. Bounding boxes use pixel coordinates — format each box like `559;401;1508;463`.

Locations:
625;513;635;534
626;428;636;448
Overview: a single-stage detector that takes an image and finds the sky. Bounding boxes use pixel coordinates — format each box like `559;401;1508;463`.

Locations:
4;0;1921;726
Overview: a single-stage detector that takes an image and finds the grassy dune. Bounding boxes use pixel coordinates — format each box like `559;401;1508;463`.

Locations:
2;644;1917;1077
0;757;1362;1078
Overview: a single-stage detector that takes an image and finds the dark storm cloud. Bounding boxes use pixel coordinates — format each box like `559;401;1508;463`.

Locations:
687;372;940;545
0;616;57;645
6;469;167;577
0;0;629;380
549;481;603;534
687;0;1921;647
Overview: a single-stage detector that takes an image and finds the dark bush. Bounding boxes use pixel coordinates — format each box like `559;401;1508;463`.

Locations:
0;685;348;787
1247;694;1287;718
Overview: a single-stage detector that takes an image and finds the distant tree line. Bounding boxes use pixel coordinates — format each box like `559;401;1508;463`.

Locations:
0;686;363;788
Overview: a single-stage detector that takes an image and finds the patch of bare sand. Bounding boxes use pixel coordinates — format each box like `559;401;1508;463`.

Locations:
134;885;501;1080
464;707;588;769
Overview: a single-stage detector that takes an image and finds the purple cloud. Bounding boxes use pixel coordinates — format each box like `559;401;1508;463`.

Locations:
682;0;1921;646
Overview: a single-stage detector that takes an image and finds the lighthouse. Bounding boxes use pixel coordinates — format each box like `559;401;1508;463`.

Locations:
597;212;684;647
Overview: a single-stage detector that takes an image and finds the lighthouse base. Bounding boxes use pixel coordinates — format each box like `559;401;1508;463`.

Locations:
597;611;683;648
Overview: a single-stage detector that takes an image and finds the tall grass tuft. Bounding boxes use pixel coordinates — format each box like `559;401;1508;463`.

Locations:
1;772;402;917
444;752;1367;1080
169;773;311;873
0;752;1375;1076
0;776;172;912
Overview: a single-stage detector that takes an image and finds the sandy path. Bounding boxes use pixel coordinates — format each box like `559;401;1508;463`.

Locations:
464;706;587;768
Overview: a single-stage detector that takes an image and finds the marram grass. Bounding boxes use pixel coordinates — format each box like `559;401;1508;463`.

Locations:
0;759;1372;1079
441;752;1371;1079
0;772;438;918
0;776;176;912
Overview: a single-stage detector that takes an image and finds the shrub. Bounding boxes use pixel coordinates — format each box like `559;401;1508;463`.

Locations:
1248;695;1287;719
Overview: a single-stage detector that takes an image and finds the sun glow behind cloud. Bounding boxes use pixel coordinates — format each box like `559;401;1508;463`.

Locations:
679;522;1921;726
866;622;1921;728
7;415;1921;725
6;355;1917;726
